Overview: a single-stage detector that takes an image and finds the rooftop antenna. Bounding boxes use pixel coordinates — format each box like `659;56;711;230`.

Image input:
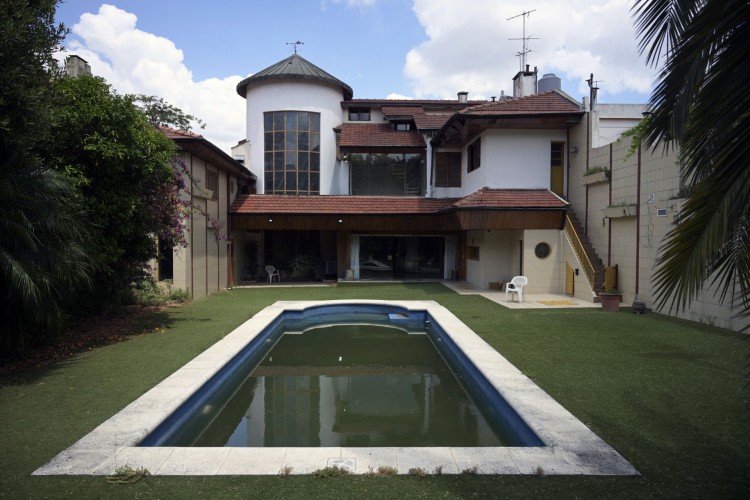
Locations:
286;40;304;54
507;10;538;71
586;73;602;109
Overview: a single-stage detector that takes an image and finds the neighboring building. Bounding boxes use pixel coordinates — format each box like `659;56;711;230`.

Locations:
230;54;584;292
64;55;91;77
568;112;743;331
159;127;256;298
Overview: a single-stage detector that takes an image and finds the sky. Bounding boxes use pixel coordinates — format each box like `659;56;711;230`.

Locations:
54;0;656;154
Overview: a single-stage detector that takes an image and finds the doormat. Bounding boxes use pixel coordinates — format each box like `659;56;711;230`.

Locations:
537;300;578;306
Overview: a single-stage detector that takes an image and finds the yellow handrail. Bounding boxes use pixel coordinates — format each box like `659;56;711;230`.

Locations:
564;215;597;289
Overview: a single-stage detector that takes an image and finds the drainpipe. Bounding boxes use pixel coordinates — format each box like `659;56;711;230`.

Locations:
189;154;195;298
227;174;232;289
585;102;591;234
607;143;612;266
635;144;641;297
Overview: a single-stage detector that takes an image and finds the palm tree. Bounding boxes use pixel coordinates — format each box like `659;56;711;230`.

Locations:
632;0;750;326
0;160;95;356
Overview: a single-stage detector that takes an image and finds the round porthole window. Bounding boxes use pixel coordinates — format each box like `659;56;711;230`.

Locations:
534;242;551;259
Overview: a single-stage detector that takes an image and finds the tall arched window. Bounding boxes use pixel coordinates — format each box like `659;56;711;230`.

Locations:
263;111;320;194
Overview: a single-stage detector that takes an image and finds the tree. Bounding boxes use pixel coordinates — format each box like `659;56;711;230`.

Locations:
632;0;750;326
0;0;96;356
49;76;182;310
133;95;205;131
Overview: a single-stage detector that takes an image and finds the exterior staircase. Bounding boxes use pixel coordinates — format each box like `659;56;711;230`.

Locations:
565;208;607;296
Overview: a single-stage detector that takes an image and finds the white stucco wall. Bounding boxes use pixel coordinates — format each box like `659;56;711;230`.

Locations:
462;129;568;195
244;80;347;195
521;230;564;295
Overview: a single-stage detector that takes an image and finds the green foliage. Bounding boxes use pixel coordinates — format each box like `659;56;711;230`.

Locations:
106;466;151;484
48;75;179;311
583;165;610;178
133;94;205;131
313;466;350;478
619;115;651;160
632;0;750;326
131;279;190;306
0;0;96;356
408;467;427;477
363;465;398;477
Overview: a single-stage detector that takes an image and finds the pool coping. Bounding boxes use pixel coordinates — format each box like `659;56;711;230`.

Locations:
33;300;637;476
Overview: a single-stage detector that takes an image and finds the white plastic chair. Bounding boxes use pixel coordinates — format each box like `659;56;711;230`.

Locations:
265;265;280;284
505;276;528;302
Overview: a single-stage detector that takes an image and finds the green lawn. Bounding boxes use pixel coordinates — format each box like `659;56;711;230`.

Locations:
1;283;748;498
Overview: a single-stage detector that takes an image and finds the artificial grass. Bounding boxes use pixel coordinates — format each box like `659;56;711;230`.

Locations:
0;283;747;498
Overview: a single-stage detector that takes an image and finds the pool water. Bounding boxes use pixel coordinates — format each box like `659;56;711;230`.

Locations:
141;304;543;448
188;324;505;447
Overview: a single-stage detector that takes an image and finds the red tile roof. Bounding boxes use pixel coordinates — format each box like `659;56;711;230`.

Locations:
158;125;203;139
462;91;582;115
338;123;425;148
345;98;486;106
416;114;452;129
230;194;453;214
230;189;567;214
380;106;452;131
452;188;568;209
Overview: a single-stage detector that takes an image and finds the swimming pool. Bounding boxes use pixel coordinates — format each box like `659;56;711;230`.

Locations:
140;304;543;448
34;300;636;475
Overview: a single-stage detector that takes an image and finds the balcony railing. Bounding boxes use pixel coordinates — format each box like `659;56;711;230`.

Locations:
564;215;596;289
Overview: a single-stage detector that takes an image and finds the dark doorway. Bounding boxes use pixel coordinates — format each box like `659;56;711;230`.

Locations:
158;238;173;281
358;236;444;279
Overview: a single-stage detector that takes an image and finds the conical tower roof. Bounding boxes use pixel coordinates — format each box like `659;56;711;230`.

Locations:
237;54;353;99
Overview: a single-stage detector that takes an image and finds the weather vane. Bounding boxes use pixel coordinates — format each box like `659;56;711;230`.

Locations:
507;10;538;71
286;41;304;54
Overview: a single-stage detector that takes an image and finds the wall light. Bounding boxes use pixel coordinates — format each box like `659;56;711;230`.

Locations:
569;146;578;154
268;218;273;223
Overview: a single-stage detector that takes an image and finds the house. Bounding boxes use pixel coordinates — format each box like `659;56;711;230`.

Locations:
227;53;742;331
159;126;256;298
230;54;585;293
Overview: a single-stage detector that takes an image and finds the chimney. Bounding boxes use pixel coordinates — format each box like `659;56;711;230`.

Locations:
457;91;468;103
512;65;538;98
64;55;91;77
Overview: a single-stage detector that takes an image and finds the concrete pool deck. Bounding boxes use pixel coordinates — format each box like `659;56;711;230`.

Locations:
34;300;635;476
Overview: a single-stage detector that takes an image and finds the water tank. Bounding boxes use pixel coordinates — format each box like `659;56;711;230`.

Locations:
538;73;562;93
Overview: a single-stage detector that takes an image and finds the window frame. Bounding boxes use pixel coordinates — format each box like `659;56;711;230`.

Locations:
467;138;481;173
348;107;371;122
435;152;462;188
263;110;321;195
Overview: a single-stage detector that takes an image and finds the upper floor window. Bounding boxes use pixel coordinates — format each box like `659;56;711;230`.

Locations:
467;138;481;173
349;152;424;196
348;107;371;121
206;170;219;200
392;121;413;131
263;111;320;195
435;152;461;187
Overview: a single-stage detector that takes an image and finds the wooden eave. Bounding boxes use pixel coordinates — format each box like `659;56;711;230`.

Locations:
231;207;566;232
432;113;584;148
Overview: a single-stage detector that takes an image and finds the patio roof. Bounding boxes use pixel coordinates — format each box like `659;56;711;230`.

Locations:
230;189;568;232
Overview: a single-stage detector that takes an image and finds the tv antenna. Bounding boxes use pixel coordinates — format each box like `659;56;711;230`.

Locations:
286;40;304;54
507;10;538;71
586;73;602;108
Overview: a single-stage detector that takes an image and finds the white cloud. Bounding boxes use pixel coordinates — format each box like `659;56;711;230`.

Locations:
58;4;244;153
405;0;655;101
386;93;414;100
